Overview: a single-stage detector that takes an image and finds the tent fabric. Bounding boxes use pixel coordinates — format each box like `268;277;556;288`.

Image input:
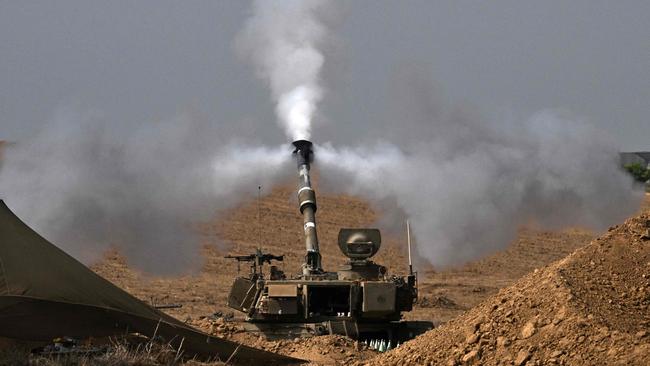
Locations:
0;200;301;364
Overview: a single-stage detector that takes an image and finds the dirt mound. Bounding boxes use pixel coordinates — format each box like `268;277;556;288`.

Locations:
372;213;650;366
418;295;464;310
246;335;375;365
190;315;375;365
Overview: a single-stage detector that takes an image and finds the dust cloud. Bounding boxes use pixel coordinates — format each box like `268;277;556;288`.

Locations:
0;107;291;273
317;105;642;267
1;0;642;273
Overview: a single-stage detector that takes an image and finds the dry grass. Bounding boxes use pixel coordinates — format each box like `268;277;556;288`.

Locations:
0;339;225;366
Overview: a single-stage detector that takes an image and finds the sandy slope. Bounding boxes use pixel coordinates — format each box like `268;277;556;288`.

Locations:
372;204;650;365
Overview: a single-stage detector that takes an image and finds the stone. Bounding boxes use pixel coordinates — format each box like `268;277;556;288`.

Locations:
521;321;536;339
478;338;490;347
641;229;650;241
496;336;511;348
550;350;563;358
461;349;480;363
472;316;486;331
466;333;479;345
515;349;531;366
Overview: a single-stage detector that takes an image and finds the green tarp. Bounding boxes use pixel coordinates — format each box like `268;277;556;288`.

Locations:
0;200;301;364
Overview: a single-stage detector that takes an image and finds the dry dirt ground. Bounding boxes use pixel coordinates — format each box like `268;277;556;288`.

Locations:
374;202;650;366
88;183;649;365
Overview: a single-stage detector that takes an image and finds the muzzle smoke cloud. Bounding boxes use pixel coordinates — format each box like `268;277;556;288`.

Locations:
316;107;642;266
237;0;330;141
0;1;642;274
0;107;291;273
235;0;641;267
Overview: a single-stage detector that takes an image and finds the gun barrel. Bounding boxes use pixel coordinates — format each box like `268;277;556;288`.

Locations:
292;140;322;275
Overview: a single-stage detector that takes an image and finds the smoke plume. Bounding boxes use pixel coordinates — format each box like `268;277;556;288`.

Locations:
1;1;642;275
317;106;643;267
0;107;291;273
236;0;331;141
236;1;641;268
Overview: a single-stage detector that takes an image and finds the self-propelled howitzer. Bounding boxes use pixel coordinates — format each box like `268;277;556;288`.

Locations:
225;140;433;342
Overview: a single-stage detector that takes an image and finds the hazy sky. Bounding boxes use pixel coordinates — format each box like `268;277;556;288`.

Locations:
1;0;649;149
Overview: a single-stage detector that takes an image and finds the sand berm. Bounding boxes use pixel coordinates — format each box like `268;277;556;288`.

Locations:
368;213;650;366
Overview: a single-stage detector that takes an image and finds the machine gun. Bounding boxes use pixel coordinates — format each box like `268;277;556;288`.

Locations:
225;249;284;278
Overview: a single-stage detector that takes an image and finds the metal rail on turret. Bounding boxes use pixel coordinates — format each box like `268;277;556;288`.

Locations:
292;140;323;275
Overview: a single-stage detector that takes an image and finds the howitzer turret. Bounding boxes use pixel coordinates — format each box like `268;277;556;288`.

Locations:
225;139;433;343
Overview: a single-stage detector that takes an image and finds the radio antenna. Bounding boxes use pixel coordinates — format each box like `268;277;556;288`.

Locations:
257;185;262;251
407;220;413;275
